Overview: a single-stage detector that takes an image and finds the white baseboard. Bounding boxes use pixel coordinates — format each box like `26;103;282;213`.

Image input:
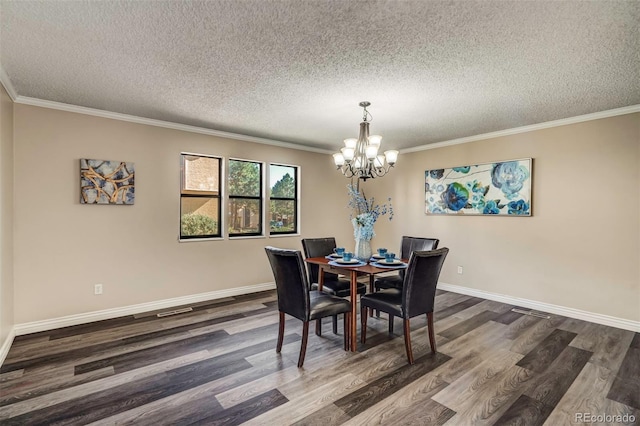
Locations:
11;281;638;337
439;282;640;333
0;328;16;366
14;282;276;336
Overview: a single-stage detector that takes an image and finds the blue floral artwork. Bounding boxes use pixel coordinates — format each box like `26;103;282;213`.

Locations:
425;159;531;216
80;159;135;204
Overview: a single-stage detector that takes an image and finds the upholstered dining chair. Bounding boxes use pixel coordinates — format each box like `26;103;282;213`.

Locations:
374;236;440;291
265;246;351;368
301;237;367;334
360;248;449;365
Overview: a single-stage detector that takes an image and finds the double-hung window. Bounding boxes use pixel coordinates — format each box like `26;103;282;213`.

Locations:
228;159;263;237
269;164;298;235
180;153;222;239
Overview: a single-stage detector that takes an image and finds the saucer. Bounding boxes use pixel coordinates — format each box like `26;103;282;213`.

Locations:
335;258;360;264
379;258;403;265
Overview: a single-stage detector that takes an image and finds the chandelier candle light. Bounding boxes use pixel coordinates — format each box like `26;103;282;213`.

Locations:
333;101;398;181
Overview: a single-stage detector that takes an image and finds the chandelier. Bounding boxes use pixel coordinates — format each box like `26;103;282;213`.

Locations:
332;101;398;181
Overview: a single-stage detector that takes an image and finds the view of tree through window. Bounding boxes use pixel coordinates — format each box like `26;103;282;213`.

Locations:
228;159;262;236
180;154;221;239
270;164;298;234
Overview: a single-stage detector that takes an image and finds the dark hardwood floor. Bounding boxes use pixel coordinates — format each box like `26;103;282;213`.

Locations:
1;290;638;425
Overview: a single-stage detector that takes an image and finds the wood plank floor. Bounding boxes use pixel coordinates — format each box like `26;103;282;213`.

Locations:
1;290;638;425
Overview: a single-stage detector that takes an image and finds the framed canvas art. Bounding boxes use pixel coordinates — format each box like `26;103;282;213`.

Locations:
80;159;135;204
425;158;532;216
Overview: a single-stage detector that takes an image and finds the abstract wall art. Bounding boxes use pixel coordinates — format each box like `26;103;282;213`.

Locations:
425;158;532;216
80;159;135;204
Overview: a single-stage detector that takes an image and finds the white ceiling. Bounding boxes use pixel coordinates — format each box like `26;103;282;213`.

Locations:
1;0;638;151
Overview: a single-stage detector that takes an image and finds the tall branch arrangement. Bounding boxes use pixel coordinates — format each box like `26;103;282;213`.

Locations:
347;184;393;241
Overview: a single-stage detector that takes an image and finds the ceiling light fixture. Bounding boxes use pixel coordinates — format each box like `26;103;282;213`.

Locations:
332;101;398;181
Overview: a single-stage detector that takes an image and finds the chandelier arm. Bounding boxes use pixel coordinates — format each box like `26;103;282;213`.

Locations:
342;165;356;178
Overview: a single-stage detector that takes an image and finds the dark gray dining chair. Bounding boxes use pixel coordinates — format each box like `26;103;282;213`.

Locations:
301;237;366;334
265;246;351;368
361;248;449;364
374;236;440;290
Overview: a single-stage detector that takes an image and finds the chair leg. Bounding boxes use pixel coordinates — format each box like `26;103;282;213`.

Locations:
427;312;436;353
298;321;310;368
276;311;285;353
388;314;394;333
343;313;350;351
315;319;322;336
333;315;338;334
360;305;368;344
403;318;414;365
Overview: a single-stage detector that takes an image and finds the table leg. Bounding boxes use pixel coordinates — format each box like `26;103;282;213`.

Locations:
368;275;375;318
318;266;324;292
316;266;325;336
350;271;357;352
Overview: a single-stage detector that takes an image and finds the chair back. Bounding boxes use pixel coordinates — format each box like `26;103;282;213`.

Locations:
402;248;449;318
399;236;440;280
400;236;440;258
265;246;310;321
301;237;340;284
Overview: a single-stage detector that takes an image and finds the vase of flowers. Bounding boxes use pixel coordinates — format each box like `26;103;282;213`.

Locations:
347;184;393;261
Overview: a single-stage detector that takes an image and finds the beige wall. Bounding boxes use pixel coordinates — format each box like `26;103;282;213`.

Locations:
10;103;640;326
0;85;14;343
13;104;353;324
369;113;640;322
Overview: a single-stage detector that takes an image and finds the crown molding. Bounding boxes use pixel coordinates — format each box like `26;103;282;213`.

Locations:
6;87;638;156
13;95;333;155
401;104;640;154
0;65;18;101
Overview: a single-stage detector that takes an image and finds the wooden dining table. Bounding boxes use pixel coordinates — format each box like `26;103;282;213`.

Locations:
304;256;408;351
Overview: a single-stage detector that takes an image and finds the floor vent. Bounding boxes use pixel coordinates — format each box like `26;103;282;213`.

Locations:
511;308;551;319
156;307;193;318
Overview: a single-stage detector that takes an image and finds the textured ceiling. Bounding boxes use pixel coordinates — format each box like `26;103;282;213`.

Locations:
1;0;638;151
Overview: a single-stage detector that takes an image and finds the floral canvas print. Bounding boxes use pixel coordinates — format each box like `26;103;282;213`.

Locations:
425;159;532;216
80;159;135;204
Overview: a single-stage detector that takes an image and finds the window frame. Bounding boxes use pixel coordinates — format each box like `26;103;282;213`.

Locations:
179;152;223;241
269;163;299;236
228;158;265;238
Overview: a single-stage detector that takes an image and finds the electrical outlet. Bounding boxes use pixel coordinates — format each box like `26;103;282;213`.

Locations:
94;284;103;295
457;266;463;275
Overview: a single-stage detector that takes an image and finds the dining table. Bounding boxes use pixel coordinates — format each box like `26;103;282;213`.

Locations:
304;256;408;352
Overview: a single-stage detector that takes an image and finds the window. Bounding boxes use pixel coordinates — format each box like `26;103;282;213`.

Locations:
269;164;298;234
180;154;222;239
228;159;263;237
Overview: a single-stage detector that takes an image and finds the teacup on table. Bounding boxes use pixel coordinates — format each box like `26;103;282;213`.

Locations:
377;248;387;256
384;252;396;262
343;252;353;262
334;247;345;256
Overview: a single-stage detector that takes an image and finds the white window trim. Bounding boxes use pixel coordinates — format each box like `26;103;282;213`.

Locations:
268;162;301;236
227;157;266;238
179;152;225;242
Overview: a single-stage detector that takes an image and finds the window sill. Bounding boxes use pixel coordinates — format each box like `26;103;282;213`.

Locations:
179;237;225;243
269;233;301;238
228;235;267;240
